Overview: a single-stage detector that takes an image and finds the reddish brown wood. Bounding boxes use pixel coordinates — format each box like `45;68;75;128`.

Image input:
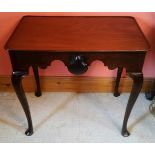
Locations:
9;51;146;73
5;16;150;137
5;16;150;52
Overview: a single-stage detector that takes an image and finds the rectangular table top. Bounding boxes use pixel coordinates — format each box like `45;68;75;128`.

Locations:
5;16;150;52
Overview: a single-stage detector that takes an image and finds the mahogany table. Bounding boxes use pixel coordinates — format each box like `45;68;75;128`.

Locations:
5;16;150;136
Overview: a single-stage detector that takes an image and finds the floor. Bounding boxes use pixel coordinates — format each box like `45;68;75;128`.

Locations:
0;92;154;143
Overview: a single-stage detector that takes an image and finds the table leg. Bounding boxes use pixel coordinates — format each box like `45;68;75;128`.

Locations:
12;71;33;136
32;65;42;97
114;67;123;97
121;72;143;137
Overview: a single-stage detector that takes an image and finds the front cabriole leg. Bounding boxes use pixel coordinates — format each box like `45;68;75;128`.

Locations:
121;72;143;137
12;71;33;136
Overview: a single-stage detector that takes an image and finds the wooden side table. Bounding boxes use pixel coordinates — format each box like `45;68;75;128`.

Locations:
5;16;150;136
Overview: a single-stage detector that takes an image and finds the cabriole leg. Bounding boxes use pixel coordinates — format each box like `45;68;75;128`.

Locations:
12;71;33;136
121;73;143;137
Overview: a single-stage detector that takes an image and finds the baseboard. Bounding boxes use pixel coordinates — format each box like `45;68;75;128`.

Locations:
0;76;153;92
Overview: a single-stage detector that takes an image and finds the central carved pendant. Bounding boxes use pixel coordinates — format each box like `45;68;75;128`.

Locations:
67;55;88;75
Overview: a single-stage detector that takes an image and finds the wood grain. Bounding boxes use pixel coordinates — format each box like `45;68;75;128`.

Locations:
0;76;153;92
5;16;150;52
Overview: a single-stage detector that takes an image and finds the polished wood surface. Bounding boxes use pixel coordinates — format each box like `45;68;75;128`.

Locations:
6;16;150;136
5;16;150;52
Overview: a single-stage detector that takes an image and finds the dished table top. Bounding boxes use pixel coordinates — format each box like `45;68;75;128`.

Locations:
5;16;150;52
